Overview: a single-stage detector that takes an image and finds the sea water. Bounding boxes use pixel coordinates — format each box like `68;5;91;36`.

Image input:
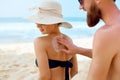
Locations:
0;17;104;43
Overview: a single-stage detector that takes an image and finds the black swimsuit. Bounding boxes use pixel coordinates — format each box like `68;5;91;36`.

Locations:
35;59;73;80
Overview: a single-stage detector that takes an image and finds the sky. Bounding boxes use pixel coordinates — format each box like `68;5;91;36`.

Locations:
0;0;120;18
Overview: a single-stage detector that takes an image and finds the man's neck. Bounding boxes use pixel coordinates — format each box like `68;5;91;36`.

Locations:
101;2;120;26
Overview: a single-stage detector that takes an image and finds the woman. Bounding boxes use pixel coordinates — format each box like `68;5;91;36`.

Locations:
27;1;78;80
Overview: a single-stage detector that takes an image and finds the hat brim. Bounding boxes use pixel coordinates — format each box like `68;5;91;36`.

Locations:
26;14;72;28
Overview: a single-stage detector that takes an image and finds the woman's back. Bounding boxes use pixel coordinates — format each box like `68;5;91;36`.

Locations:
36;34;73;80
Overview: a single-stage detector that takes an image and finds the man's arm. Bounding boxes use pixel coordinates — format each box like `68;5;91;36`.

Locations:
57;34;92;58
75;46;92;58
87;29;116;80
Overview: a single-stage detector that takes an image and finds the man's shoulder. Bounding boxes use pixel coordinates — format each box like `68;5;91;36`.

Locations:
95;23;120;37
94;25;115;46
94;24;120;47
94;25;111;39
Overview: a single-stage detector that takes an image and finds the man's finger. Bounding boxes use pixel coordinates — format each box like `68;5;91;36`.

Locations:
57;39;69;48
60;49;69;54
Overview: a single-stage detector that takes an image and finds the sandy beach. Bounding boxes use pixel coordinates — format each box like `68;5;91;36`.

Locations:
0;38;92;80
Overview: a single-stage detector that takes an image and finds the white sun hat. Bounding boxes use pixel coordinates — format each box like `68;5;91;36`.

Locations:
27;0;72;28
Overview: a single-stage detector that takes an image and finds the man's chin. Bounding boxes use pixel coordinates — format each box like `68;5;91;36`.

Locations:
87;19;100;27
87;16;100;27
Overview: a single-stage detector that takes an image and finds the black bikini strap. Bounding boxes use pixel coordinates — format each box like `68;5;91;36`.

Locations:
59;60;73;80
35;59;73;80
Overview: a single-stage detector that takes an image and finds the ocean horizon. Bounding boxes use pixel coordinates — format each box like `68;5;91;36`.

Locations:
0;17;86;23
0;17;103;43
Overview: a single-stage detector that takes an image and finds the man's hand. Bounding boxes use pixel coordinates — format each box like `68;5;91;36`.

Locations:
56;34;78;55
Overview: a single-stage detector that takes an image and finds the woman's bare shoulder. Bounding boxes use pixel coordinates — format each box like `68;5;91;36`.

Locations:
34;36;49;47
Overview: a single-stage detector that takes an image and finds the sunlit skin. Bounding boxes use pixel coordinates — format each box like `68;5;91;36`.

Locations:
34;23;78;80
57;0;120;80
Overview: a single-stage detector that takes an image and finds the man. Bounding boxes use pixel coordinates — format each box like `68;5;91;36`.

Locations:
57;0;120;80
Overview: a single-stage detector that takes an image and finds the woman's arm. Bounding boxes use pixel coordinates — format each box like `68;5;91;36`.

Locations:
70;55;78;78
34;38;51;80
